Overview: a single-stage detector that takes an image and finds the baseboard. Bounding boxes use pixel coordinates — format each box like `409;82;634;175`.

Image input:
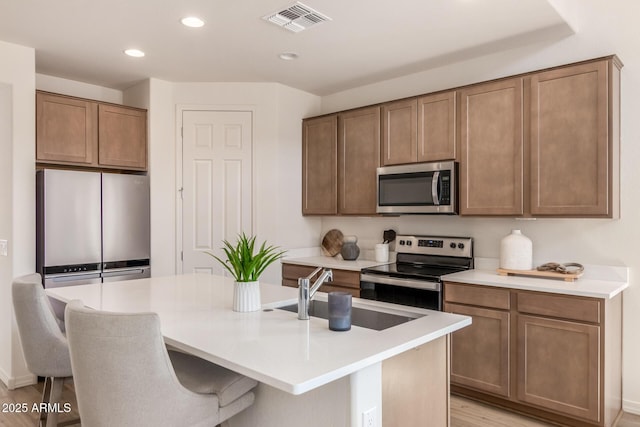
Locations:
623;398;640;416
0;365;36;390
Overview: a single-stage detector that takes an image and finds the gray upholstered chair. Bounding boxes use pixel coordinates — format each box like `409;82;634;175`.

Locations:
11;273;79;427
64;300;257;427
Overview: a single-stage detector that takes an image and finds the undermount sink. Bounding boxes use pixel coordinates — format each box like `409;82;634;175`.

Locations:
278;300;424;331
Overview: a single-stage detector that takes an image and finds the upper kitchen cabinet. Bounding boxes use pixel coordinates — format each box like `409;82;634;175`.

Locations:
417;91;456;162
98;104;147;170
530;58;621;217
338;106;381;215
36;91;98;165
36;91;148;171
381;99;417;165
381;92;456;166
302;115;338;215
459;78;524;216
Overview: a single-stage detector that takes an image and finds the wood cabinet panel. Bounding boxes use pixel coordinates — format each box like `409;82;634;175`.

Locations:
36;92;97;164
459;78;524;215
338;106;381;215
36;91;147;171
517;292;601;324
517;314;600;422
530;60;610;216
445;303;511;398
98;104;147;170
302;115;338;215
281;263;361;296
417;91;456;162
444;282;510;310
382;99;417;166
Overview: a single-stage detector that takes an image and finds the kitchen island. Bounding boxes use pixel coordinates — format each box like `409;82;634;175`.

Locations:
46;273;470;427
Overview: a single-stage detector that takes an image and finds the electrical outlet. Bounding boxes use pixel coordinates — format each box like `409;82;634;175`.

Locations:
362;407;376;427
0;239;7;257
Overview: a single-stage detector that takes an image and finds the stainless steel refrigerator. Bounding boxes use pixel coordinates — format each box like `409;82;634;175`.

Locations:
36;169;150;315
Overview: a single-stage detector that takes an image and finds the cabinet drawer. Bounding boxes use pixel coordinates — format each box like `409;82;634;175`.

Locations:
282;263;318;280
444;283;510;310
517;292;601;324
282;264;360;289
329;269;360;289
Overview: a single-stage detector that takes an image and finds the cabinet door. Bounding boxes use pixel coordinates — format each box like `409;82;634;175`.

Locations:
36;92;97;164
302;116;338;215
530;60;610;216
445;302;511;398
417;91;456;162
517;314;600;422
381;99;417;166
459;78;524;215
98;104;147;170
338;106;381;215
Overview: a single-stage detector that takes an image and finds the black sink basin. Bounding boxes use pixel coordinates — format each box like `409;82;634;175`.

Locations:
278;300;423;331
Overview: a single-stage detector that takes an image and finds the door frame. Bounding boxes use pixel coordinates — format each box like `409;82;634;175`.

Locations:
175;104;256;274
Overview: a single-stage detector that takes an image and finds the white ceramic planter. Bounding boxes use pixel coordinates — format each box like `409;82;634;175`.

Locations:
500;229;533;270
233;281;261;312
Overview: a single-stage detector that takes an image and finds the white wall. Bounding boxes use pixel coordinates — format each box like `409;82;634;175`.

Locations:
319;0;640;413
0;40;36;388
36;73;123;104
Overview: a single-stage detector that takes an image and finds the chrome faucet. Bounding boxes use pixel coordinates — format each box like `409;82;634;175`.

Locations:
298;267;333;320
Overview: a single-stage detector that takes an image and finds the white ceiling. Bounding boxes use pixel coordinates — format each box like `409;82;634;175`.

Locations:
0;0;572;95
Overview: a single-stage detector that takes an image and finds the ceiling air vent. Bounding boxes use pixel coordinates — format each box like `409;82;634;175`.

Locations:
263;2;332;33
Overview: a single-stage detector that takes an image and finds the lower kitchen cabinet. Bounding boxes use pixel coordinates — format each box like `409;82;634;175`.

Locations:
444;282;622;427
281;263;360;297
446;303;510;398
516;314;600;421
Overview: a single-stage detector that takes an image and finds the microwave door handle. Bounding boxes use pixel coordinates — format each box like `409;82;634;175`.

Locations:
432;171;440;205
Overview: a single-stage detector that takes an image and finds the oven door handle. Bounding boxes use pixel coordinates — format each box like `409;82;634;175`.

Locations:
360;273;441;291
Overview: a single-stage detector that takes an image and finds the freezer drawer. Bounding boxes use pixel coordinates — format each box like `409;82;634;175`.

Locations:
102;266;151;283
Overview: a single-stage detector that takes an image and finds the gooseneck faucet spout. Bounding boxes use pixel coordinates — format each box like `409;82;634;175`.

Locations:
298;267;333;320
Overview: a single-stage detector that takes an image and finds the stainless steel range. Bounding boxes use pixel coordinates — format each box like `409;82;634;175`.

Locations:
360;235;473;310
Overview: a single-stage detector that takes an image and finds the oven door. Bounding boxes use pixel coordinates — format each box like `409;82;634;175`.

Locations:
360;273;442;311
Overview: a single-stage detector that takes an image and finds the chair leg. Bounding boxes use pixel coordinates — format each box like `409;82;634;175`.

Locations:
38;377;52;427
45;377;64;427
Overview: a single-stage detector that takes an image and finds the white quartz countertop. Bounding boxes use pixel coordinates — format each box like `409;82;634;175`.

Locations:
46;273;470;395
282;256;391;271
442;263;628;299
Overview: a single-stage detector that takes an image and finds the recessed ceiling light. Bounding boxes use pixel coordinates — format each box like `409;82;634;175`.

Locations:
124;49;145;58
279;52;299;61
181;16;205;28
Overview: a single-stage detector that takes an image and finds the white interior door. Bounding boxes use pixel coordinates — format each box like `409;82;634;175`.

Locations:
182;110;253;274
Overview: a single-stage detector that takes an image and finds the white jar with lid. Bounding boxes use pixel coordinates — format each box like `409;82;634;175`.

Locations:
500;229;533;270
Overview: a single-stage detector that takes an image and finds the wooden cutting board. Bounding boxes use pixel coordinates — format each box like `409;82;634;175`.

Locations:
321;229;343;257
497;268;583;282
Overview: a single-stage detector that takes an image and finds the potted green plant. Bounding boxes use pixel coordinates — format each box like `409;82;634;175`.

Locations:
208;233;286;312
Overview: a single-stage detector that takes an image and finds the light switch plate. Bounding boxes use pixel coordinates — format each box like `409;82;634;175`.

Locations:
0;239;8;257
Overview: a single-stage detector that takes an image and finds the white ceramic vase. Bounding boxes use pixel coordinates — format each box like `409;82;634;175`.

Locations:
233;281;261;312
500;229;533;270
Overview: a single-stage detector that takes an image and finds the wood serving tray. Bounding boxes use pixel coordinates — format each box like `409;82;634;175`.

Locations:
497;268;583;282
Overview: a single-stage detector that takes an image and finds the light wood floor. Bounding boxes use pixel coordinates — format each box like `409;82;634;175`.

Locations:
2;378;640;426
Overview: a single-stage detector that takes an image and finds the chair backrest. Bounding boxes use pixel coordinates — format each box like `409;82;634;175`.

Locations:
12;273;71;378
65;300;219;427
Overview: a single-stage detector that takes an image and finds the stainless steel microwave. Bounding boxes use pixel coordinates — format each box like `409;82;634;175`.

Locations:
376;161;457;214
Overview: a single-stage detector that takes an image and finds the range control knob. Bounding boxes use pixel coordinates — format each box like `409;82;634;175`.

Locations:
449;242;456;249
406;240;412;246
458;243;465;249
399;240;406;245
